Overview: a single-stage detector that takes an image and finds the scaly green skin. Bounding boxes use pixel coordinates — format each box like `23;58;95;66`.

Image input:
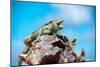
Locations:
18;19;63;65
23;19;63;53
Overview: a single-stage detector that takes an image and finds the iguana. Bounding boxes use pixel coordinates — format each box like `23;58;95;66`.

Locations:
24;19;63;53
18;19;63;65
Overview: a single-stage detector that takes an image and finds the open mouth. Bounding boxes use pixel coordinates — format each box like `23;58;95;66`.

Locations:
60;24;63;28
57;20;63;26
56;20;63;29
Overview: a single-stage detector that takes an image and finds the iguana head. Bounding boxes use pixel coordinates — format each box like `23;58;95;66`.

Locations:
53;19;63;30
42;19;63;35
51;19;63;33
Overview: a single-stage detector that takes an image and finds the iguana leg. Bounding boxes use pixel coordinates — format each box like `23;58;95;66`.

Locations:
18;47;30;65
18;36;34;65
18;56;22;66
18;38;32;65
24;37;33;48
18;34;37;65
23;34;37;54
18;54;27;65
22;47;30;54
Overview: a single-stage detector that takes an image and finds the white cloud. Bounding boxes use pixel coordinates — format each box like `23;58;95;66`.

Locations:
51;4;93;25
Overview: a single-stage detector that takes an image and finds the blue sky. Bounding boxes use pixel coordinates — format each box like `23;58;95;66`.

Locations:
11;1;96;66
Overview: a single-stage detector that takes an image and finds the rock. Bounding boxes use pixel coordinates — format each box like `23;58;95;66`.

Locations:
39;51;61;64
19;34;85;65
18;19;85;65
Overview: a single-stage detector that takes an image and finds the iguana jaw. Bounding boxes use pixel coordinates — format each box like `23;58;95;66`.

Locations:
56;19;63;30
56;20;63;26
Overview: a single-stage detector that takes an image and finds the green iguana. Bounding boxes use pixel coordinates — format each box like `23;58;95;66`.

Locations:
18;19;63;65
23;19;63;53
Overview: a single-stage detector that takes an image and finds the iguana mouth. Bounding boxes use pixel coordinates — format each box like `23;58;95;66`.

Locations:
56;20;63;26
56;20;63;29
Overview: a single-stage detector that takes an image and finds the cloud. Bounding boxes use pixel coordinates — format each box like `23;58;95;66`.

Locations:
50;4;93;25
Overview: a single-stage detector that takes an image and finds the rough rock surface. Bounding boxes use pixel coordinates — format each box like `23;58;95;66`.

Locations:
19;34;85;65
